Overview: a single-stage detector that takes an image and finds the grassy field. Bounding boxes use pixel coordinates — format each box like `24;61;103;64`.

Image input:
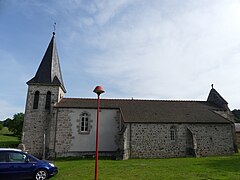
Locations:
0;127;239;179
0;127;20;148
52;153;240;180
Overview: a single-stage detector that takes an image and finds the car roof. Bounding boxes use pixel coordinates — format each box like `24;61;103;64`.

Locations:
0;148;22;152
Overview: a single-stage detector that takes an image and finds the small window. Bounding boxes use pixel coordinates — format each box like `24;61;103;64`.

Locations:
170;127;176;141
28;156;37;162
33;91;39;109
81;113;89;132
45;91;51;109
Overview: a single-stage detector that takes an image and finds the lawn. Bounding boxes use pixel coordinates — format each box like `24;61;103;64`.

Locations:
52;153;240;180
0;127;20;148
0;127;239;179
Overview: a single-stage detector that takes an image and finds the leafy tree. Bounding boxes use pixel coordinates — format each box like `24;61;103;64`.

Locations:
8;113;24;137
2;118;12;127
232;109;240;123
0;124;3;131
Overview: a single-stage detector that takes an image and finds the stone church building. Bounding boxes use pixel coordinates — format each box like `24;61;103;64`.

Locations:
22;33;237;159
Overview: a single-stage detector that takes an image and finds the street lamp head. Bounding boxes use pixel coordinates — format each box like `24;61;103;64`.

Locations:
93;86;105;95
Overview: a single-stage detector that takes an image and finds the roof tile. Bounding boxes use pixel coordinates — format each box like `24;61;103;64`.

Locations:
55;98;230;123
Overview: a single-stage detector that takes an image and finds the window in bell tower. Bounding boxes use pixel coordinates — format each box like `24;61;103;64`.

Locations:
45;91;51;109
33;91;39;109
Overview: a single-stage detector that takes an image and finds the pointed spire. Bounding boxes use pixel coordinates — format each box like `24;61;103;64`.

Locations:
27;32;66;92
207;84;227;109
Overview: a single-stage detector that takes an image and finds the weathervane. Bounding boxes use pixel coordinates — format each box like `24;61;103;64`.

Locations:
53;22;56;35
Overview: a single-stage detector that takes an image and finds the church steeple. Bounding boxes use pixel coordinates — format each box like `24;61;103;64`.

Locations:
27;32;66;92
23;32;66;157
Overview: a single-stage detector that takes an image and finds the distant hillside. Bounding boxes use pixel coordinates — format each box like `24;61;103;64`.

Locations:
232;109;240;123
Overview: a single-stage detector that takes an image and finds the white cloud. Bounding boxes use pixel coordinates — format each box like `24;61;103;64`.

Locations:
1;0;240;114
0;100;23;120
73;0;240;105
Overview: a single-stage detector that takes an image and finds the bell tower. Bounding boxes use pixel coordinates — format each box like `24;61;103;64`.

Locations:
22;32;66;158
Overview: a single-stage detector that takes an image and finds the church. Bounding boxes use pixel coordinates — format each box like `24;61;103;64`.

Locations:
22;32;237;159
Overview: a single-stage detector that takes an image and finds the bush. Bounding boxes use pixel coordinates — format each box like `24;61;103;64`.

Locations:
8;113;24;137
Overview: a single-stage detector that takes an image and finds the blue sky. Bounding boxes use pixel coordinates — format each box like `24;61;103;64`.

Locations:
1;0;240;120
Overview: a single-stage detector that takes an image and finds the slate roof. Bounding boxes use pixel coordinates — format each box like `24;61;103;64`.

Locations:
207;88;228;108
55;98;230;124
27;33;66;92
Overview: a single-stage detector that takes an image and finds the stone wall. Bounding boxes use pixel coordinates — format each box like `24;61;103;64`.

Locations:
22;85;64;158
52;108;74;157
52;108;120;158
122;123;130;160
236;132;240;148
23;84;235;160
123;123;234;159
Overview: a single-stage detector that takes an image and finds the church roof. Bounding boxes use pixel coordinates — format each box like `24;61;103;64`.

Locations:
55;98;230;124
207;87;228;109
27;33;66;92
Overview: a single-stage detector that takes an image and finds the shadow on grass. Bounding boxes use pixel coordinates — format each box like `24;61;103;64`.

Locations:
56;156;116;161
0;141;20;148
1;134;15;137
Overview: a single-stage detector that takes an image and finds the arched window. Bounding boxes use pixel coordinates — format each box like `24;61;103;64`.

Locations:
170;126;176;141
33;91;39;109
45;91;51;109
77;112;92;134
81;113;89;132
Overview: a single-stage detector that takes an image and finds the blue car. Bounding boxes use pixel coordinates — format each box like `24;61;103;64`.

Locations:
0;148;58;180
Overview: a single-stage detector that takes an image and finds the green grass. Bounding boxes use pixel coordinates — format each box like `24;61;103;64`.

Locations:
52;153;240;180
0;127;20;148
1;127;239;179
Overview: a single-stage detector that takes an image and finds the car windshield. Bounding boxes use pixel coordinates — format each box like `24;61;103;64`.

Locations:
28;155;38;162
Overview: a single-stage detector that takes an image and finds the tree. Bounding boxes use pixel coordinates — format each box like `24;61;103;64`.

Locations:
8;113;24;137
2;118;12;127
232;109;240;123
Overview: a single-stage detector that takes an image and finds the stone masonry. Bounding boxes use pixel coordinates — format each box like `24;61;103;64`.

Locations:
22;84;64;158
48;108;120;158
123;123;234;159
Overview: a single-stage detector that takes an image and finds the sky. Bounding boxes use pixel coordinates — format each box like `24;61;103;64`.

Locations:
0;0;240;120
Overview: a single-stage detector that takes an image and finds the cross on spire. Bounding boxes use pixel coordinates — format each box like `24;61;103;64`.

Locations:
27;31;66;92
53;22;56;35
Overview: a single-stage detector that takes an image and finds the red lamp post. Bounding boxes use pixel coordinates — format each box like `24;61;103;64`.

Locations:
93;86;105;180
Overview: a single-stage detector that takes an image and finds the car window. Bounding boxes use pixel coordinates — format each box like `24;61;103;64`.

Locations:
9;152;27;162
0;152;8;162
28;156;37;162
